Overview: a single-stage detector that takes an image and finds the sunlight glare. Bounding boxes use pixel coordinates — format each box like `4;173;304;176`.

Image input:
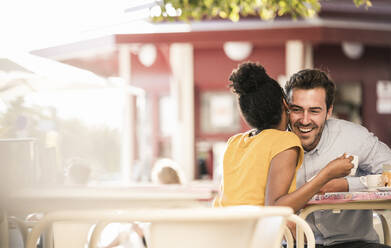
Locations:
25;89;124;129
0;0;128;52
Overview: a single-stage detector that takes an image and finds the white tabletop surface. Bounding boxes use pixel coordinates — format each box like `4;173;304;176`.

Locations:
4;183;219;216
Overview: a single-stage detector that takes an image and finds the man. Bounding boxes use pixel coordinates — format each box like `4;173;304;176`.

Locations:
285;69;391;248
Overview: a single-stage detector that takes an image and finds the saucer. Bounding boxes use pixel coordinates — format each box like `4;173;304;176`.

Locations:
377;187;391;192
363;187;379;192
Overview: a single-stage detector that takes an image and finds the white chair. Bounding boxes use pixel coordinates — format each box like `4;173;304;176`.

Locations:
0;210;9;248
26;206;294;248
89;207;316;248
284;214;315;248
146;206;292;248
52;222;94;248
374;211;391;245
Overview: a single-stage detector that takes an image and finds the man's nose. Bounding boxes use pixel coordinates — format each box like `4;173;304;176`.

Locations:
300;111;311;125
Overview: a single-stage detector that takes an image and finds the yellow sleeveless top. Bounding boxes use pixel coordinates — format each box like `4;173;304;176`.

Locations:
214;129;303;207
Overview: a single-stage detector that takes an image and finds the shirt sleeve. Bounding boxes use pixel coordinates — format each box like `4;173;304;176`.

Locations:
346;177;364;192
270;132;304;169
347;127;391;192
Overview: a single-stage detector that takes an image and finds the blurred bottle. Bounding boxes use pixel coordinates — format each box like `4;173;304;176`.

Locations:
382;164;391;187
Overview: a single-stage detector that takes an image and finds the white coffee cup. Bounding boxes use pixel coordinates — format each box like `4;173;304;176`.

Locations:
360;174;384;188
307;154;358;182
344;154;358;176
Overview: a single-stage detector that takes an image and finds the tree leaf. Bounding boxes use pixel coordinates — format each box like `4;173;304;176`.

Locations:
155;0;371;22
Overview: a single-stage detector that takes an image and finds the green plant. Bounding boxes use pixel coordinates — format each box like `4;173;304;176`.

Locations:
152;0;372;22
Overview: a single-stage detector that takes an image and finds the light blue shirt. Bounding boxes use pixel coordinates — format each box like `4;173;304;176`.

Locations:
296;118;391;246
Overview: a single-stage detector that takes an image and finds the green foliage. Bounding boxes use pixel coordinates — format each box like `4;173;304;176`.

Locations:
353;0;372;8
152;0;372;22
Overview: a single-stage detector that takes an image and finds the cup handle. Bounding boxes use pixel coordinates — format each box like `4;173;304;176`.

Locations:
360;176;368;187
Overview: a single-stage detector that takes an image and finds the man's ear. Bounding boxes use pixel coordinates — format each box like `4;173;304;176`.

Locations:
326;105;333;120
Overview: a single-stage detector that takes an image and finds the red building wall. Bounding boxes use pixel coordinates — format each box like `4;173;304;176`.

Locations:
130;46;172;160
314;44;391;146
194;44;286;142
193;44;285;179
131;45;171;93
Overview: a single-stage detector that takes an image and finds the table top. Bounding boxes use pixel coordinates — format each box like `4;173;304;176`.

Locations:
308;191;391;205
3;183;219;216
298;190;391;248
9;183;217;199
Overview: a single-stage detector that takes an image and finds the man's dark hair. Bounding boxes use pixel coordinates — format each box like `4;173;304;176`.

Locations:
285;69;336;110
229;62;285;131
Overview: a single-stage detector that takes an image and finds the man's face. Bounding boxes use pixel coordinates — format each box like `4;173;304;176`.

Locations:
288;87;333;151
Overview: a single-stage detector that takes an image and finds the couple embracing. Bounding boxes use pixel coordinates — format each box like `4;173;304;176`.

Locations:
215;62;391;248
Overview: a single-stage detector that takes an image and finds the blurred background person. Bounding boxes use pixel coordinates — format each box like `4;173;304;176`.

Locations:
64;157;92;185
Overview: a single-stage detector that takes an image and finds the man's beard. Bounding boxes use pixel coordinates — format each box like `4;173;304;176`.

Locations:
290;119;327;152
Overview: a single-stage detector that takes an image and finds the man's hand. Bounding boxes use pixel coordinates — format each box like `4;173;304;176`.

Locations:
322;154;354;180
319;178;348;194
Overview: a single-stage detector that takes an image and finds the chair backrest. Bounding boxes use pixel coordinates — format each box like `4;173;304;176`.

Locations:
288;214;315;248
26;206;293;248
250;213;289;248
53;222;93;248
147;206;292;248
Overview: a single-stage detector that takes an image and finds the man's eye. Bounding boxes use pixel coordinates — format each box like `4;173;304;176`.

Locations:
291;108;302;113
311;110;321;114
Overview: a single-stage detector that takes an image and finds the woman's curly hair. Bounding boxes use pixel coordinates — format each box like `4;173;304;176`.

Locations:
229;62;285;131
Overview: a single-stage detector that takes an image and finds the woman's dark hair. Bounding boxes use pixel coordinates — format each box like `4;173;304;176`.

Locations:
229;62;285;131
284;69;336;111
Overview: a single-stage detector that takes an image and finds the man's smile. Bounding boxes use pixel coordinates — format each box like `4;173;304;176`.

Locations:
295;124;316;134
298;126;313;133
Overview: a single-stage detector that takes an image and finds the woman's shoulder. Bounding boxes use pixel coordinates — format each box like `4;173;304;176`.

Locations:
262;129;299;140
228;129;300;147
260;130;302;150
226;131;249;147
255;130;303;165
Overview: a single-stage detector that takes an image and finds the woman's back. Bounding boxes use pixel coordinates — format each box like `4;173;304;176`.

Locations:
215;129;303;207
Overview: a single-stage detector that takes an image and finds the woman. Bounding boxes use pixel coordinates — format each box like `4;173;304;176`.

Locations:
214;62;353;213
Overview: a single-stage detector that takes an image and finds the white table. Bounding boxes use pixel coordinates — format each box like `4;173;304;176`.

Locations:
297;191;391;248
6;184;217;215
1;183;218;248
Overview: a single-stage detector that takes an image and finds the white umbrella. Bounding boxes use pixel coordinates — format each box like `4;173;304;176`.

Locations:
0;52;109;102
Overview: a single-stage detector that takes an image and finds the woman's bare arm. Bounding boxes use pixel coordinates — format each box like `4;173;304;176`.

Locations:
265;147;353;213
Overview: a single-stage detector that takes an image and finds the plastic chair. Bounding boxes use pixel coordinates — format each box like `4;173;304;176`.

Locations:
26;206;293;248
374;211;391;245
53;222;93;248
146;206;291;248
284;214;315;248
0;210;9;248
